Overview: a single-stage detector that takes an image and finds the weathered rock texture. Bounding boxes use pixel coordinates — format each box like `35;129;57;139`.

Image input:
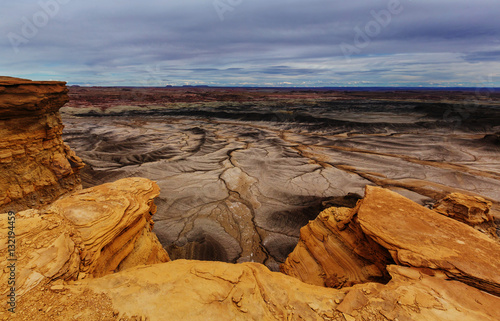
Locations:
358;186;500;296
4;183;500;320
2;80;500;320
280;206;393;288
281;186;500;298
0;177;169;298
13;261;500;321
0;76;84;213
337;265;500;321
433;192;499;239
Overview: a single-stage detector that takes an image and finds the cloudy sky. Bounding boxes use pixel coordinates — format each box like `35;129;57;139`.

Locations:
1;0;499;87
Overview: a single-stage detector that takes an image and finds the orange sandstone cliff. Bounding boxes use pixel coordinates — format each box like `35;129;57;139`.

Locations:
279;205;393;288
282;186;500;296
0;77;84;213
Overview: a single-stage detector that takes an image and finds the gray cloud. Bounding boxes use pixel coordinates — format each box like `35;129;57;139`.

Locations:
1;0;499;86
464;50;500;63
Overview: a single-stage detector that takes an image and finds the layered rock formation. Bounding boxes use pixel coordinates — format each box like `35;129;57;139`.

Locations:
282;186;500;297
0;177;169;298
7;182;499;320
433;192;499;239
0;76;84;213
280;206;393;288
434;193;493;225
358;186;500;296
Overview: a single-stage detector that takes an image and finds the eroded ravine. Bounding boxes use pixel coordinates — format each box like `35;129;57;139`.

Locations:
62;110;500;271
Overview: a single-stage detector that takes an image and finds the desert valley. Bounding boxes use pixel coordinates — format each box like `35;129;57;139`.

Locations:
1;77;500;320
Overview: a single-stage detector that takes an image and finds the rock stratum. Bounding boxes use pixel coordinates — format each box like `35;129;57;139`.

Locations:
433;192;499;239
0;76;84;213
1;78;500;320
280;205;394;288
281;187;500;295
0;177;169;299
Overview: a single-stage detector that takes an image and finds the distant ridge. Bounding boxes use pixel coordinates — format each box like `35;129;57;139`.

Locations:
68;84;500;92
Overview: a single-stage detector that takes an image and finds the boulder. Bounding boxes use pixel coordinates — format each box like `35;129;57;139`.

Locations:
358;186;500;296
433;192;498;239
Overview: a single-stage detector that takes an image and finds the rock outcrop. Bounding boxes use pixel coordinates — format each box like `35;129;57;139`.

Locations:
280;206;393;288
4;182;500;320
282;186;500;297
0;177;169;298
13;261;500;321
433;192;499;239
337;264;500;321
433;192;493;225
0;76;84;213
2;78;500;320
357;186;500;296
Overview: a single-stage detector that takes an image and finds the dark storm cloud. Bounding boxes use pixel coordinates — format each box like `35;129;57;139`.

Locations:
464;50;500;63
261;66;322;76
1;0;499;86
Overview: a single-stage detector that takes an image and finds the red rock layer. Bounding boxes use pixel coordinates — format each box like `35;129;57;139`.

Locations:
0;76;84;213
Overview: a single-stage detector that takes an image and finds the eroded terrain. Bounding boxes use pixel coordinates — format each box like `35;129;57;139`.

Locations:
62;87;500;270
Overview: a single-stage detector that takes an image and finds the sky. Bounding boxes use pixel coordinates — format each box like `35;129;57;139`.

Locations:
1;0;500;87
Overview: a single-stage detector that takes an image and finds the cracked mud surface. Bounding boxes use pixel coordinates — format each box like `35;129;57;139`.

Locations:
61;88;500;270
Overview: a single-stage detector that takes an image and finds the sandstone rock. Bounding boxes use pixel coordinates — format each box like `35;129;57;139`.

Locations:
433;192;499;240
23;260;347;321
433;192;493;224
2;79;500;320
0;177;169;297
357;186;500;296
338;265;500;321
0;77;70;119
14;261;500;321
0;76;84;213
280;206;393;288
